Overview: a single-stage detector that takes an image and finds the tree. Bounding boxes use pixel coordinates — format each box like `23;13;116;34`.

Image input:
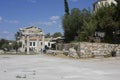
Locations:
14;31;22;52
0;39;9;50
45;33;51;38
13;41;22;52
69;8;82;41
1;43;8;51
93;3;120;43
81;17;97;42
62;0;120;43
64;0;69;15
15;32;21;40
62;13;71;42
52;32;62;38
62;8;92;42
0;39;14;51
77;8;92;41
0;39;6;49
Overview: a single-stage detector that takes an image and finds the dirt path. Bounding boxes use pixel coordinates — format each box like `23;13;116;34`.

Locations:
0;55;120;80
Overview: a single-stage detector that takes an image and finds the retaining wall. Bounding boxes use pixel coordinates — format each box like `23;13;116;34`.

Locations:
60;42;120;58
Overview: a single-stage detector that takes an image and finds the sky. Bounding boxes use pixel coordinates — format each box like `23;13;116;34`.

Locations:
0;0;97;40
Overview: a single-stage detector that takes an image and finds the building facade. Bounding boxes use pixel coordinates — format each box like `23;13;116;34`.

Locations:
45;37;56;49
18;26;45;54
93;0;118;11
44;37;64;50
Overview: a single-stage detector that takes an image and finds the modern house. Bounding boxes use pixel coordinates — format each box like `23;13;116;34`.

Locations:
93;0;118;11
18;26;45;54
45;37;64;50
45;37;56;49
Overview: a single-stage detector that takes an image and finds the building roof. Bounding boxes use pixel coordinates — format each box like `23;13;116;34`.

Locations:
19;26;43;36
93;0;119;11
20;26;42;31
94;0;120;4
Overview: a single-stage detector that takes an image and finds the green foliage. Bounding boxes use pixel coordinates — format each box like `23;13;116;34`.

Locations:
0;39;9;50
1;43;9;51
62;14;71;42
45;33;51;38
62;1;120;43
0;39;6;48
64;0;69;15
13;41;22;52
45;32;62;38
62;8;92;42
15;32;21;40
52;32;62;38
81;18;97;42
93;3;120;43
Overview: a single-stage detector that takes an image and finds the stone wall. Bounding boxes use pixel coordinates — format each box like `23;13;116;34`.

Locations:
59;42;120;58
79;42;120;58
0;50;4;54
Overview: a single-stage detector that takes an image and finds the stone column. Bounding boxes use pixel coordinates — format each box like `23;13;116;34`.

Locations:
36;35;39;53
42;34;45;50
27;35;30;54
22;35;25;52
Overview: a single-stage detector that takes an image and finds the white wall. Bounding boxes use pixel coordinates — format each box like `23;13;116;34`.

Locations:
94;0;117;11
45;41;56;48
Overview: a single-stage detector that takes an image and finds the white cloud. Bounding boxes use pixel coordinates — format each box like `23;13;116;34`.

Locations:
30;21;56;26
30;16;60;27
2;31;9;34
0;16;3;23
27;0;37;3
41;21;53;26
49;16;60;21
70;0;78;2
0;16;2;21
38;21;56;26
4;20;19;24
0;16;19;24
52;21;57;24
0;31;14;40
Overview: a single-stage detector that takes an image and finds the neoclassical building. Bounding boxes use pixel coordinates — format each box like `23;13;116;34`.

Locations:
93;0;118;11
18;26;45;54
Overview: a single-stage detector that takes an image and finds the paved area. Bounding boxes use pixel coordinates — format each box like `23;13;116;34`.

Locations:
0;55;120;80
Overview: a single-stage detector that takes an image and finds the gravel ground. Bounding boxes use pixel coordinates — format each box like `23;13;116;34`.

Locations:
0;54;120;80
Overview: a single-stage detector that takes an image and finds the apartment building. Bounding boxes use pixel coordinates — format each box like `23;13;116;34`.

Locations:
93;0;118;11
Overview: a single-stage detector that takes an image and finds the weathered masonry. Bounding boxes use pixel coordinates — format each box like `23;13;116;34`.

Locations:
18;26;45;54
59;42;120;58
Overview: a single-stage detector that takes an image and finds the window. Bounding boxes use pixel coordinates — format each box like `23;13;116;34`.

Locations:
30;42;32;46
25;40;27;43
48;42;50;46
33;42;36;46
